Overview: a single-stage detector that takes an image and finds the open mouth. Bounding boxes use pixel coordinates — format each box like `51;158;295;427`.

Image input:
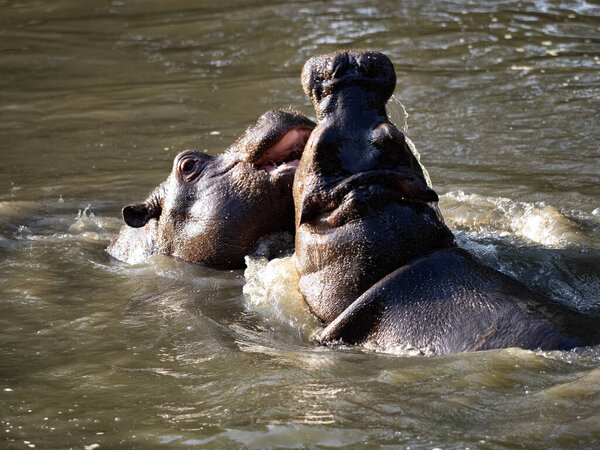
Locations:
299;170;438;226
253;127;312;175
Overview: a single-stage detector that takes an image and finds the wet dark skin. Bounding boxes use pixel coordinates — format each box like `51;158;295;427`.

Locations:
294;50;599;354
107;109;315;269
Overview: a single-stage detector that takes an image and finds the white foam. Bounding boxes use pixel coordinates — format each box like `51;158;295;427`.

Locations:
243;255;322;342
362;341;434;357
440;190;581;248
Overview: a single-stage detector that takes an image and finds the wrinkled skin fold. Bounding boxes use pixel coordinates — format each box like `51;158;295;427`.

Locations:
107;109;315;269
293;50;600;354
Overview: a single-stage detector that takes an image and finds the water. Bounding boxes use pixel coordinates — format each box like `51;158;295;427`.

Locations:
1;0;599;447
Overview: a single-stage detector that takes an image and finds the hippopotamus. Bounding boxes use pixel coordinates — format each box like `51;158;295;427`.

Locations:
293;50;599;354
107;109;315;269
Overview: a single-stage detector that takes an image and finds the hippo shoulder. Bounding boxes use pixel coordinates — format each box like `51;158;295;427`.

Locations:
319;248;597;354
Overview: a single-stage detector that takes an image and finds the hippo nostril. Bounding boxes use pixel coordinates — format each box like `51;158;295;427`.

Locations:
327;59;338;79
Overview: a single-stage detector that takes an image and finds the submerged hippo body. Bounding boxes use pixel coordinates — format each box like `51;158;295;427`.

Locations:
108;110;315;269
293;50;599;354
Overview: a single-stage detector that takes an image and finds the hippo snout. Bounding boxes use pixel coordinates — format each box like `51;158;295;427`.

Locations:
301;50;397;112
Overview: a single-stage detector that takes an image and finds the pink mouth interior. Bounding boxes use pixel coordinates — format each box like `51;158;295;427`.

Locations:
253;127;312;174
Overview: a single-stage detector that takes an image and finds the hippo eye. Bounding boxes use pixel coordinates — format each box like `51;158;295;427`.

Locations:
175;151;214;181
179;158;197;175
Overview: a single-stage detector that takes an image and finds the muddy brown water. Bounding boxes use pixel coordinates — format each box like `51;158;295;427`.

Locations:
1;0;600;448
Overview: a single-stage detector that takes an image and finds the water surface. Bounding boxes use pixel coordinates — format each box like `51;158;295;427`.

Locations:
1;0;599;448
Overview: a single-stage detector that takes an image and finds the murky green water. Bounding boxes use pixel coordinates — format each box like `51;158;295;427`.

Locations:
1;0;599;448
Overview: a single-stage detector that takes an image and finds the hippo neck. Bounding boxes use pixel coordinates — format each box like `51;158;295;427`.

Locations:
317;86;387;125
296;202;457;324
315;88;390;174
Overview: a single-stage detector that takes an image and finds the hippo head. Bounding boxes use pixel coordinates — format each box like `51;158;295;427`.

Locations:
293;51;455;323
107;109;315;269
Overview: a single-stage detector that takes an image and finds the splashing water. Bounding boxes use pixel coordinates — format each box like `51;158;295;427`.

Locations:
387;95;433;188
386;95;409;133
68;205;115;241
440;190;584;248
243;255;322;342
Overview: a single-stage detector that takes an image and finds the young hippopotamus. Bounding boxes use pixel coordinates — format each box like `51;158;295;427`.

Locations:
107;109;315;269
293;50;599;354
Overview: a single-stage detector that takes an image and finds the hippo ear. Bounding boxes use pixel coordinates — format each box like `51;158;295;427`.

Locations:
122;203;153;228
